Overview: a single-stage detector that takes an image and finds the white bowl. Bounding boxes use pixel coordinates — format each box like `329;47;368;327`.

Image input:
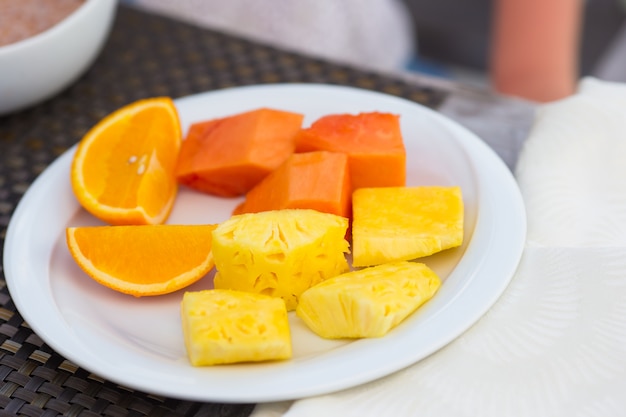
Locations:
0;0;118;116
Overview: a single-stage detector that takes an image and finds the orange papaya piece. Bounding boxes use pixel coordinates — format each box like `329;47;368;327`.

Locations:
295;112;406;191
175;108;304;197
233;151;351;218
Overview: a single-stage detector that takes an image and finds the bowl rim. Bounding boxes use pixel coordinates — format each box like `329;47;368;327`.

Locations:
0;0;108;55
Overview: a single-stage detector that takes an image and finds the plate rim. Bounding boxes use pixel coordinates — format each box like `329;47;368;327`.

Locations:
3;83;526;403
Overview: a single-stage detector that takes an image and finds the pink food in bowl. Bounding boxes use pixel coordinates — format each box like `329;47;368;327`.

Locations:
0;0;117;116
0;0;85;47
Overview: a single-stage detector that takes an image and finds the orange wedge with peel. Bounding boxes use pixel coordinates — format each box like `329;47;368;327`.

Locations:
66;224;217;297
71;97;182;225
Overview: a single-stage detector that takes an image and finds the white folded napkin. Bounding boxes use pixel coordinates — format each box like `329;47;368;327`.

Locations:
517;77;626;247
252;77;626;417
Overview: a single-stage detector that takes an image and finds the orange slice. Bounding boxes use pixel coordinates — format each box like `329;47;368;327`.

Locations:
70;97;182;225
66;224;217;296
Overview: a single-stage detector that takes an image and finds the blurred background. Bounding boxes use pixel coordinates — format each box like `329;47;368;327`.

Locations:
404;0;626;87
125;0;626;92
3;0;625;112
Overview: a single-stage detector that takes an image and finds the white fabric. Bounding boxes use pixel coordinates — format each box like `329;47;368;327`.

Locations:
129;0;415;72
251;77;626;416
517;78;626;247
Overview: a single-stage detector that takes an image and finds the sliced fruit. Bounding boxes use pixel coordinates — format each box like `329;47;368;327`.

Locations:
212;209;350;311
294;112;406;190
352;186;464;267
70;97;182;225
181;289;292;366
296;261;441;338
175;107;304;197
66;224;216;296
233;151;351;218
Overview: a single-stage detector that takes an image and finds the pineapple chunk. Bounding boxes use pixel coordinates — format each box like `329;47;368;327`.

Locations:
181;289;291;366
296;261;441;338
352;186;463;267
212;209;350;311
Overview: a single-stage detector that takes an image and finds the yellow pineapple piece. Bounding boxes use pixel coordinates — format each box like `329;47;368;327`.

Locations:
212;209;350;311
181;289;291;366
296;261;441;338
352;186;463;267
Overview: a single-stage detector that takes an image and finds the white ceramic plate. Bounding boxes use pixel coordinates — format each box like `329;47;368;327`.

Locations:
3;84;526;403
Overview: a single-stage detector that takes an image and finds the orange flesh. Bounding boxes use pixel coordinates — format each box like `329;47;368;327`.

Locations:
71;97;181;225
66;224;217;296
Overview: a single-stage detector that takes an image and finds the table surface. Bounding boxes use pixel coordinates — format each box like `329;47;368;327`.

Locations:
0;5;535;416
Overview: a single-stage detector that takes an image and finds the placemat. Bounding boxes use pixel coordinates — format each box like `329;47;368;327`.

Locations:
0;5;448;416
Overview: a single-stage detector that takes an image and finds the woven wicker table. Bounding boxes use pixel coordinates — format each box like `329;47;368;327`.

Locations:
0;5;535;416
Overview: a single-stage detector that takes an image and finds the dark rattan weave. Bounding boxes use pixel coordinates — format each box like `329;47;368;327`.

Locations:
0;5;448;416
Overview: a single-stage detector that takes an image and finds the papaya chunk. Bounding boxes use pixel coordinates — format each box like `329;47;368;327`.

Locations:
234;151;351;218
175;108;304;197
295;112;406;191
